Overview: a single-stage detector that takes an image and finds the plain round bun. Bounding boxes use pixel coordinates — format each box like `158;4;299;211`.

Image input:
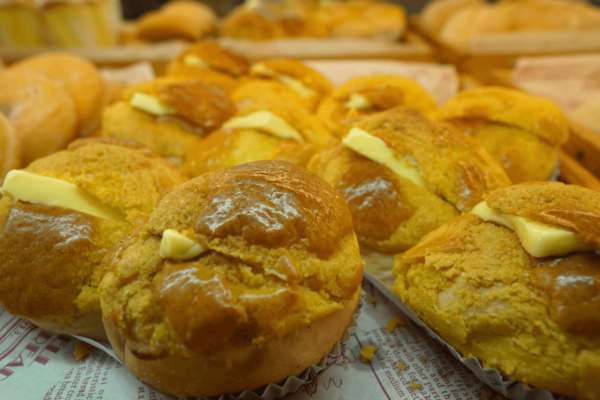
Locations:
0;69;77;165
100;160;363;397
11;52;105;136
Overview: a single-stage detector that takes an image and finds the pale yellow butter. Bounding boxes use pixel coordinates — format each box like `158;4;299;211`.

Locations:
159;229;207;261
345;94;371;110
470;201;594;257
251;64;315;99
130;92;175;116
183;54;210;69
223;111;305;143
342;128;425;188
0;170;126;223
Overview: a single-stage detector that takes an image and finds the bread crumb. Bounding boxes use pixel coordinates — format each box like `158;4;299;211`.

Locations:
368;297;376;304
422;357;428;362
360;345;377;362
411;382;422;390
496;395;506;400
74;342;93;360
387;317;407;332
344;365;348;369
398;362;406;370
442;372;447;376
481;391;492;399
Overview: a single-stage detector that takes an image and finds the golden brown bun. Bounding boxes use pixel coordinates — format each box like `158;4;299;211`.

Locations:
105;290;359;397
0;69;78;165
0;138;186;339
105;78;236;164
220;6;288;40
322;1;406;41
0;113;20;185
317;75;438;138
308;107;509;252
182;102;330;177
99;160;363;397
420;0;484;34
122;77;237;130
435;87;568;183
232;79;312;111
344;107;510;211
249;59;333;111
485;181;600;250
11;53;105;137
393;188;600;400
308;138;458;252
136;0;217;42
166;41;251;94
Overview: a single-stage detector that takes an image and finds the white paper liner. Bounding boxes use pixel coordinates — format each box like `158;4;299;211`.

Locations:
75;296;364;400
362;272;578;400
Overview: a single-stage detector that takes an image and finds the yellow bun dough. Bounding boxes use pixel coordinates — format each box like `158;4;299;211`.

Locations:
0;69;77;165
136;0;217;42
166;41;251;94
308;107;510;252
248;59;333;112
0;113;20;185
183;102;330;177
419;0;484;34
0;138;187;340
393;181;600;400
434;86;569;183
103;78;236;164
317;75;438;138
100;160;363;397
11;52;105;137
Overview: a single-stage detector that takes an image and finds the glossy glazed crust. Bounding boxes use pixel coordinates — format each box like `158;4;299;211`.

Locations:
393;214;600;400
434;86;569;147
316;75;438;138
0;113;20;184
104;290;360;398
0;69;77;165
308;139;458;252
232;79;315;112
169;41;251;78
323;1;406;40
11;52;105;136
220;6;288;40
0;139;186;334
100;161;362;361
419;0;484;33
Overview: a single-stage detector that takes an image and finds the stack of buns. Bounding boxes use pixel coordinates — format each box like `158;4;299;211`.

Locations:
421;0;600;51
0;38;596;400
221;0;406;41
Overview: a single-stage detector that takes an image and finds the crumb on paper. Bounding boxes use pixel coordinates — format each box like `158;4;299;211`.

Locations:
411;382;422;390
368;297;376;304
398;362;406;371
344;365;348;369
74;342;93;360
442;372;447;376
481;391;492;399
387;317;407;332
359;345;377;362
496;395;506;400
422;357;428;362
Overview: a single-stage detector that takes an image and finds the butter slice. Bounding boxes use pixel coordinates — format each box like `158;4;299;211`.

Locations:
470;201;594;257
342;128;425;188
183;54;210;69
277;75;315;99
0;170;126;223
130;92;175;116
159;229;207;261
223;111;305;143
345;94;371;110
